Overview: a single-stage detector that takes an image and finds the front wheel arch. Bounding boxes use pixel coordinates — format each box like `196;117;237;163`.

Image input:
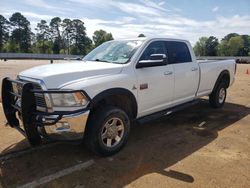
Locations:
89;88;138;119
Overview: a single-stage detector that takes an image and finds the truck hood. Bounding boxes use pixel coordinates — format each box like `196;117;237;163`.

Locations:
19;61;123;88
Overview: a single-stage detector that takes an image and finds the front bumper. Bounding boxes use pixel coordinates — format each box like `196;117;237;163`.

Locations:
1;77;90;144
42;111;89;140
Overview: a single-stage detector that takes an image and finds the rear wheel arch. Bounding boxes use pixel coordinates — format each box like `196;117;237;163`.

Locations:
89;88;138;119
213;70;230;91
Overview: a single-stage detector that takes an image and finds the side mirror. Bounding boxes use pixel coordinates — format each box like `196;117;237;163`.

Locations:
136;54;167;68
150;54;167;60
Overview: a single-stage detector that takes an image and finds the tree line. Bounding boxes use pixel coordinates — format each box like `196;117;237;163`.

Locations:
1;12;250;56
194;34;250;56
0;12;113;55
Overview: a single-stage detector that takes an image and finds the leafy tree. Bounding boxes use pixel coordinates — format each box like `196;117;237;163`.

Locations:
217;40;228;56
222;33;239;41
219;36;244;56
205;36;219;56
32;40;53;54
52;38;61;54
193;37;208;56
50;17;62;54
240;35;250;56
93;29;113;47
227;36;244;56
9;12;32;52
0;15;10;52
5;40;19;52
62;18;73;54
218;33;241;56
70;19;92;55
138;33;146;37
35;20;51;53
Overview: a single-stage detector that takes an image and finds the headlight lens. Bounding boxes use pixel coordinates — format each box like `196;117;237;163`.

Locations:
50;92;89;107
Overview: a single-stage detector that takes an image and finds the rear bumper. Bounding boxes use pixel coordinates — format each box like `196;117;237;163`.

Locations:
1;77;90;144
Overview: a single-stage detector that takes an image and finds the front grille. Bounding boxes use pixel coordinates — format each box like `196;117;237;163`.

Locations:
35;94;47;107
32;83;47;110
14;80;47;111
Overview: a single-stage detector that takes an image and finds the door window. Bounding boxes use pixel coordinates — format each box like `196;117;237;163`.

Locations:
166;41;192;64
139;41;166;61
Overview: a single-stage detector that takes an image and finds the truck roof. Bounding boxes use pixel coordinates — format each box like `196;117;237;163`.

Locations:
114;37;190;44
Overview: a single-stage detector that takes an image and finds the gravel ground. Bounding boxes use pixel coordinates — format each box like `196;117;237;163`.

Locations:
0;61;249;188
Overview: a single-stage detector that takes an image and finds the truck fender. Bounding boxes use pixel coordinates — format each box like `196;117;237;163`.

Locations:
89;88;138;119
212;70;230;93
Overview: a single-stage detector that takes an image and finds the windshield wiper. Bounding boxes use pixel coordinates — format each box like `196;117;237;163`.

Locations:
94;59;110;63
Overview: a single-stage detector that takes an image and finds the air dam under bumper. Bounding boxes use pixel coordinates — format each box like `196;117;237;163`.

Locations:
1;77;90;144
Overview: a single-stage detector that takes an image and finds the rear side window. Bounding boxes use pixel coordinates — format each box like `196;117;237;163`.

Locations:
166;41;192;64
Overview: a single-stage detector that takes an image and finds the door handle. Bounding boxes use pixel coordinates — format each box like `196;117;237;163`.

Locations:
164;71;173;75
191;67;198;71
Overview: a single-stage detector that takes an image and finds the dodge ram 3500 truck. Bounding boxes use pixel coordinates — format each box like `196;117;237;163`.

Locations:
1;38;236;156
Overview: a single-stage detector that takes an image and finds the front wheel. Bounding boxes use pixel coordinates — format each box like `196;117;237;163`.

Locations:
209;82;227;108
84;106;130;156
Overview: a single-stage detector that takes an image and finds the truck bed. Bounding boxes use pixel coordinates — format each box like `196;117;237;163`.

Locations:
196;59;235;97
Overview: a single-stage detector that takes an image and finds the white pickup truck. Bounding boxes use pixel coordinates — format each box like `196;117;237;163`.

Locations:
2;38;236;156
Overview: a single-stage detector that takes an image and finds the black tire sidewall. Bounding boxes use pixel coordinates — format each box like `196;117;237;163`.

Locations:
211;82;227;108
85;106;130;156
98;109;130;153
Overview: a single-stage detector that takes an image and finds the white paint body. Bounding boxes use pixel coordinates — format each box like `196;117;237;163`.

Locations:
19;38;236;118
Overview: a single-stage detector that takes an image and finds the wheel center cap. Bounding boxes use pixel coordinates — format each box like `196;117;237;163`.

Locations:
107;126;118;138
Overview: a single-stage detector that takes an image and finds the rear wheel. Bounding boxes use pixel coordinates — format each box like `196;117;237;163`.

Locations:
209;82;227;108
84;106;130;156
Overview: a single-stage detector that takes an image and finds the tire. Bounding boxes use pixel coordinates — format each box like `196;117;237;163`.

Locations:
84;106;130;156
209;82;227;108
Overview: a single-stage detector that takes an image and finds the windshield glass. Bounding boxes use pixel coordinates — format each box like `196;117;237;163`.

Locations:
83;40;144;64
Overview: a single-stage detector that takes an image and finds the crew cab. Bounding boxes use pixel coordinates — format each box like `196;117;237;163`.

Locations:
1;38;236;156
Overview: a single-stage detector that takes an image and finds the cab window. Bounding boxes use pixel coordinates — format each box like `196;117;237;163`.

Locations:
139;41;166;61
166;41;192;64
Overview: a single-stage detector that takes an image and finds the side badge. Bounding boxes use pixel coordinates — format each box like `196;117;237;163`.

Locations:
140;83;148;90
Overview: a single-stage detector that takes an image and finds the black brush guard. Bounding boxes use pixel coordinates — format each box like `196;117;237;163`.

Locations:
1;77;89;146
2;77;42;145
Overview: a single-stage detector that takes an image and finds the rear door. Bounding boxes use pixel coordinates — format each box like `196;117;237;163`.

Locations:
165;41;199;105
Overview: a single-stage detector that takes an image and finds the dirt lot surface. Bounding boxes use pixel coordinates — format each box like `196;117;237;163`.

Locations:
0;60;250;188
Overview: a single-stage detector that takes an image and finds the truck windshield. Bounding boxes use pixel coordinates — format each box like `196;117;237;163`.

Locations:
83;40;144;64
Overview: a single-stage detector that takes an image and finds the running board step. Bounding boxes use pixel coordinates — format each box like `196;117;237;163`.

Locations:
137;99;201;124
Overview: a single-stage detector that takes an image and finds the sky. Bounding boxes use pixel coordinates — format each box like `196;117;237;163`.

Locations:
1;0;250;44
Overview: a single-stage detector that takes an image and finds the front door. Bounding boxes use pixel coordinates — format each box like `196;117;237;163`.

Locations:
135;40;174;117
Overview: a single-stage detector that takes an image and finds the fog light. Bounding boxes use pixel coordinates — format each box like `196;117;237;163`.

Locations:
55;122;70;132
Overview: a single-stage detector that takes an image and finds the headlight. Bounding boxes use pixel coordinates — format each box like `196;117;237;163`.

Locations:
50;92;89;107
